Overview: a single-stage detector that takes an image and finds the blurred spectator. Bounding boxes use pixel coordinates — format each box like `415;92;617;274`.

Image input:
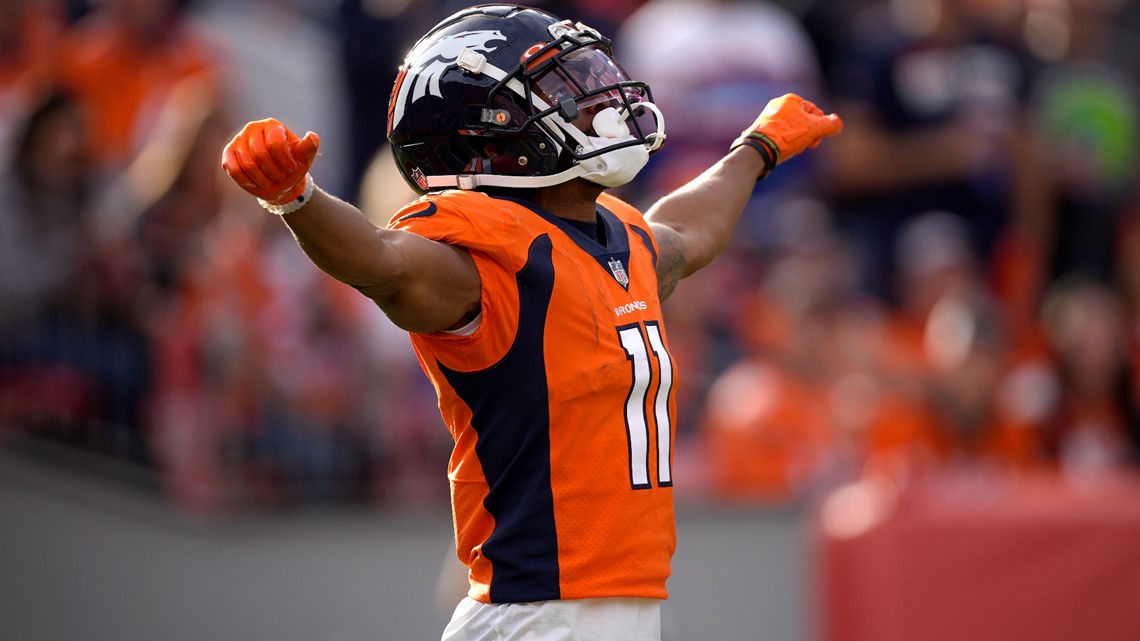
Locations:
0;90;152;462
617;0;826;213
700;201;937;501
700;355;834;502
146;197;397;512
825;0;1049;304
701;205;1060;501
0;0;66;165
889;210;984;369
920;291;1049;471
55;0;224;174
799;0;879;80
194;0;351;197
709;202;856;500
1026;0;1140;284
1039;276;1140;477
0;93;89;333
888;210;1053;472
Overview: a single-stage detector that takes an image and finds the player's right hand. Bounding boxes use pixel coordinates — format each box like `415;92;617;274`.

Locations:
221;118;320;205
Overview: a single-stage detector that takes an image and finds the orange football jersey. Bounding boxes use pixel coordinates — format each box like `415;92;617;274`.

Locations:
390;190;677;604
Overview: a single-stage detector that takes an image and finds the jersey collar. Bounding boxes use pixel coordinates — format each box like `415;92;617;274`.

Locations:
494;194;633;290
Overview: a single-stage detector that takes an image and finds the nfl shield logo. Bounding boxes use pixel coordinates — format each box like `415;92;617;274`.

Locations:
608;257;629;287
411;167;429;191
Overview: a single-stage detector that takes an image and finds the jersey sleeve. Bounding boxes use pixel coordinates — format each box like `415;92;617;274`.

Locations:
387;191;525;270
386;191;527;366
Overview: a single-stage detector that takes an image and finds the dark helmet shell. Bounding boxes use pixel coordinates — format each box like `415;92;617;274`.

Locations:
385;4;657;193
387;5;568;192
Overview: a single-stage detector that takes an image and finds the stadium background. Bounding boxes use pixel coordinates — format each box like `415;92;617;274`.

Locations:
3;0;1140;639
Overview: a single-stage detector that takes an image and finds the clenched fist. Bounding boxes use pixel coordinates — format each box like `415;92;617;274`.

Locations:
733;94;843;177
221;118;320;212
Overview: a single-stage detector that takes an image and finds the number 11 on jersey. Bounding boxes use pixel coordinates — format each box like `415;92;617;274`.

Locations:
618;321;674;490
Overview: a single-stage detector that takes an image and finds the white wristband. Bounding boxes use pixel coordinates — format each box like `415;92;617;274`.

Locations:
258;173;315;215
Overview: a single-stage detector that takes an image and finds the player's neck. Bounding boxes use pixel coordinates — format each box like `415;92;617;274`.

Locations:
532;179;605;223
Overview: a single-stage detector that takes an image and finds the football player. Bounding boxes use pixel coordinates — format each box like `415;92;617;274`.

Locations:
221;4;841;639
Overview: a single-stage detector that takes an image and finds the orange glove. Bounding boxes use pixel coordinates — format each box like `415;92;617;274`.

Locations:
732;94;843;177
221;118;320;213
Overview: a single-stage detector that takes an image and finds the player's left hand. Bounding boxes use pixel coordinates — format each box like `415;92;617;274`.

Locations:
732;94;843;176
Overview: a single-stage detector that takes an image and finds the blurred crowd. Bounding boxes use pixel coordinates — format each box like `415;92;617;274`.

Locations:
1;0;1139;514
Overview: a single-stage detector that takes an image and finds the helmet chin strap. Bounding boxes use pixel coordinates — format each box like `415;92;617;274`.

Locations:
425;164;591;190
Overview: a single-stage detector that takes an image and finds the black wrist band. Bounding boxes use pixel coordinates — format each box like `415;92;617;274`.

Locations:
731;132;779;178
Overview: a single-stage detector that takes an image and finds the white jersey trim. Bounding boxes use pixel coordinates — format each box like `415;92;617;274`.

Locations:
443;313;482;337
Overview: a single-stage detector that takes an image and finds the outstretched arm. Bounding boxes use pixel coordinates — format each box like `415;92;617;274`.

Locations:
646;94;842;301
221;119;481;334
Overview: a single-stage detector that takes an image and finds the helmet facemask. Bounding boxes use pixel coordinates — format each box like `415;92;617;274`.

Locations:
518;39;667;187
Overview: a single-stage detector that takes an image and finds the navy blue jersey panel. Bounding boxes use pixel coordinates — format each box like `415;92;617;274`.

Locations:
438;234;560;603
630;225;657;269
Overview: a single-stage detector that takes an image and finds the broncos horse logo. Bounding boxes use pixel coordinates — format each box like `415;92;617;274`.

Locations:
389;30;507;132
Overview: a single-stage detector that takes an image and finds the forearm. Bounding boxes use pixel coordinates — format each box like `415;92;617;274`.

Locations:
646;146;765;275
279;187;480;332
279;187;393;291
